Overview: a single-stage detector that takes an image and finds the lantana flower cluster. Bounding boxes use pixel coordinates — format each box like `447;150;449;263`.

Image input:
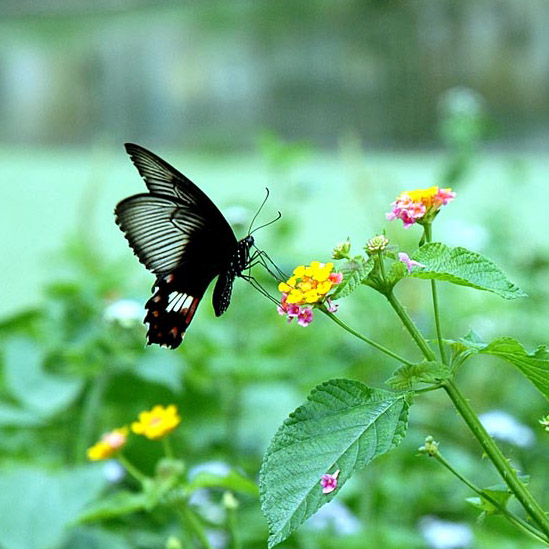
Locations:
87;404;181;461
277;261;343;327
386;186;456;228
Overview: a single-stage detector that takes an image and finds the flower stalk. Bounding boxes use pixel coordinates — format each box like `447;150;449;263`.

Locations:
425;441;549;545
442;379;549;538
423;223;447;364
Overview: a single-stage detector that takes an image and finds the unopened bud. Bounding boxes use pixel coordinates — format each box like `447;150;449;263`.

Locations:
222;491;239;510
365;234;389;255
539;415;549;432
418;435;439;457
332;240;351;260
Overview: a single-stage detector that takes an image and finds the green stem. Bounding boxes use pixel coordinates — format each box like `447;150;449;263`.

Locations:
228;506;241;549
385;291;437;362
320;307;413;366
423;224;447;364
433;452;548;544
443;379;549;537
76;373;109;464
117;454;148;485
162;436;175;459
180;504;213;549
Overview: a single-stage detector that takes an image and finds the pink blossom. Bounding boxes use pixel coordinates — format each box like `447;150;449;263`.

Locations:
329;272;343;284
398;252;426;274
435;188;456;206
297;307;313;327
321;469;340;494
326;299;339;313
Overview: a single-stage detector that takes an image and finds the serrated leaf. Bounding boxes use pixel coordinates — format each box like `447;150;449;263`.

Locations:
480;338;549;401
331;258;372;300
187;470;259;497
260;378;410;547
466;485;512;515
410;243;526;299
386;361;450;390
457;335;549;401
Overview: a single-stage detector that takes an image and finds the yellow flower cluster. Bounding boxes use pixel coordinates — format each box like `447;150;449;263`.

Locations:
87;426;129;461
278;261;342;305
87;404;182;461
131;404;181;440
404;186;453;208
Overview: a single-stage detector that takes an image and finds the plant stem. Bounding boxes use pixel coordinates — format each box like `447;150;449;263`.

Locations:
443;379;549;537
433;451;548;544
320;307;413;366
162;436;175;459
385;291;437;362
179;504;213;549
117;454;148;485
423;224;447;364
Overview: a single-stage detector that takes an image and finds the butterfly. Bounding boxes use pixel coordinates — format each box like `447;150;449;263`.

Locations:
115;143;266;349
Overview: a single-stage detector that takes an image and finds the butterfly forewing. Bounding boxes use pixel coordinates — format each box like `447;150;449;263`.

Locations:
115;143;249;348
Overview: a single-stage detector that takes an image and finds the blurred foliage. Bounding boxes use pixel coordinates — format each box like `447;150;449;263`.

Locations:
1;107;549;547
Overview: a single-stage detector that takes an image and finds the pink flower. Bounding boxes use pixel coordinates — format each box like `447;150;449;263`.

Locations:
297;307;313;327
326;299;339;313
321;469;340;494
329;272;343;284
398;252;426;274
387;187;455;228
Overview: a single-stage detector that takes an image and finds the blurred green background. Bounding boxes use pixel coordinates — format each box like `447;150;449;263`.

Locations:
1;1;549;548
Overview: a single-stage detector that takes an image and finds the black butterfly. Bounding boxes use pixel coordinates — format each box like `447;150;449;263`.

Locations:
115;143;261;349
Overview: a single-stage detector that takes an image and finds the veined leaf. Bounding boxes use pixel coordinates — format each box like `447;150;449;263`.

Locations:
260;379;410;547
386;361;450;391
457;335;549;401
331;258;373;300
410;243;526;299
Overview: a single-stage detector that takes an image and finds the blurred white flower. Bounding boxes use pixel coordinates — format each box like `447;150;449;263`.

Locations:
102;459;125;483
479;410;534;447
420;516;473;549
188;460;232;479
305;499;361;535
103;299;142;327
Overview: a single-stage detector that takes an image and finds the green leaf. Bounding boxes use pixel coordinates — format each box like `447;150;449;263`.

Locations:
479;338;549;401
3;338;84;417
386;361;450;391
410;243;526;299
0;466;107;549
466;484;512;516
260;378;410;547
331;258;373;300
0;402;44;427
76;491;149;523
188;470;259;497
133;350;183;393
455;335;549;401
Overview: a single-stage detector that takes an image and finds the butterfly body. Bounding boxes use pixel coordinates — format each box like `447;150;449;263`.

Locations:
115;144;255;349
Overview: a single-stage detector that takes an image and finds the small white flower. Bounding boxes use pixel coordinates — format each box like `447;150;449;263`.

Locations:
102;459;125;483
479;410;534;447
420;516;473;549
103;299;142;328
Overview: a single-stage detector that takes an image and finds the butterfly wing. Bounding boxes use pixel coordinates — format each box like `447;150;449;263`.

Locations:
115;144;238;347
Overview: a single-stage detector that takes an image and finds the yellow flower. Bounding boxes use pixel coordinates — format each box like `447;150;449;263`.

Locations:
87;426;129;461
277;261;342;306
131;404;181;440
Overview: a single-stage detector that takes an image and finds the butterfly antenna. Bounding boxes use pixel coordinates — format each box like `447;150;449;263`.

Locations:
248;187;270;235
250;211;282;236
